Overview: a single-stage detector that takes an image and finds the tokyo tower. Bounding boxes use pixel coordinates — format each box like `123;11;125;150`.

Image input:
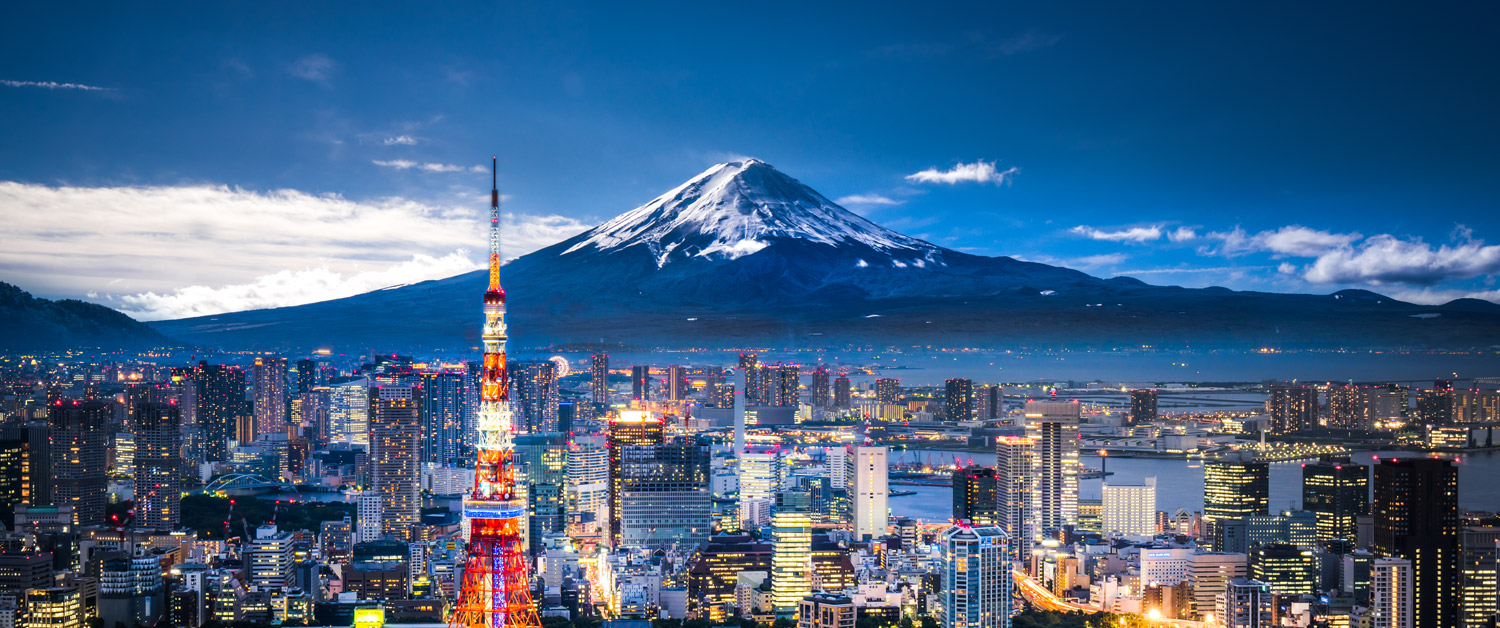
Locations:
450;158;541;628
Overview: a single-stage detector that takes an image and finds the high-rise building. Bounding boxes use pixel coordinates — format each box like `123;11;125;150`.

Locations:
739;447;783;525
1268;384;1319;433
565;435;609;534
703;368;731;408
419;371;467;465
253;357;288;438
515;433;568;553
976;385;1002;421
1102;477;1157;537
1250;544;1317;596
848;445;888;541
811;368;831;408
770;490;813;617
355;491;382;543
25;587;82;628
1370;557;1414;628
1302;459;1368;544
590;355;610;405
1189;552;1249;620
1460;527;1499;628
1130;389;1158;425
1362;385;1410;429
607;412;665;547
666;365;688;401
1024;400;1080;536
994;436;1035;558
0;440;28;524
939;524;1011;628
1204;455;1270;549
295;359;319;395
952;466;996;527
945;379;975;423
1373;457;1459;628
1;423;49;507
875;379;900;406
833;375;851;409
133;401;182;530
510;361;559;434
631;366;651;401
196;362;246;461
370;386;420;540
616;437;711;547
330;379;370;446
50;401;108;526
1415;387;1454;425
756;364;799;407
249;525;296;590
1326;384;1362;429
1217;578;1271;628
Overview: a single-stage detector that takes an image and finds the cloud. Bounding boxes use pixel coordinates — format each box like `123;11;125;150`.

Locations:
906;161;1018;185
1069;253;1128;269
1302;233;1500;286
1204;225;1362;257
0;181;590;319
373;159;485;173
834;194;904;208
1383;286;1500;306
1167;227;1197;242
384;135;418;146
1070;225;1163;244
992;29;1062;56
1;79;114;92
287;54;337;84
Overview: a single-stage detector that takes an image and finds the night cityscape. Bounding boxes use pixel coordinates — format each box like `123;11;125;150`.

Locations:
4;4;1500;628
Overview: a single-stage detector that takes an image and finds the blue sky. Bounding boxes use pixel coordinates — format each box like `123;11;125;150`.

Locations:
3;2;1499;319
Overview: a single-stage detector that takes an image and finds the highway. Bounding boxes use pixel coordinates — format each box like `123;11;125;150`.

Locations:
1011;570;1211;627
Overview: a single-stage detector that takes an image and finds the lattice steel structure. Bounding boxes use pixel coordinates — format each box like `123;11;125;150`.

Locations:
450;158;540;628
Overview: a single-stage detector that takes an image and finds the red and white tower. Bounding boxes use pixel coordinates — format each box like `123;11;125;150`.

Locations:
450;158;541;628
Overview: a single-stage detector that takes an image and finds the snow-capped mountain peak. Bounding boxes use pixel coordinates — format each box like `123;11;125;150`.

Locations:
562;159;938;266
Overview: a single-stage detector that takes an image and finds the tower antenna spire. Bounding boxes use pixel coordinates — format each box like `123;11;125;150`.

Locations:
487;156;502;293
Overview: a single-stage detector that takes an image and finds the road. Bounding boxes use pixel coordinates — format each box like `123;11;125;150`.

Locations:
1011;570;1210;627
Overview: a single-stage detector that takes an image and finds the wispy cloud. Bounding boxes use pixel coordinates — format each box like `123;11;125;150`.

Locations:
384;135;418;146
0;181;589;319
991;28;1062;56
1301;231;1500;286
1;79;114;92
834;194;904;208
287;53;338;85
1070;224;1163;244
1203;225;1362;258
373;159;485;173
906;160;1018;185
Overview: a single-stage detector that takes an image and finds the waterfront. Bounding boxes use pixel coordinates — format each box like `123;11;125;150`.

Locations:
888;448;1500;524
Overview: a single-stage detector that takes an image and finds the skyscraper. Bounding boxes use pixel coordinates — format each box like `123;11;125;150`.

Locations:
590;354;609;405
952;465;996;526
1129;389;1158;425
1370;557;1414;628
631;366;651;401
295;358;319;395
1373;457;1459;628
848;445;888;541
770;490;813;618
370;386;420;541
666;365;688;401
1024;400;1079;536
875;378;900;406
196;362;245;462
607;412;665;547
566;435;609;535
1268;384;1319;433
945;379;975;423
0;440;29;525
253;357;288;438
994;436;1035;558
419;371;467;465
738;446;783;526
515;433;568;553
939;524;1011;628
133;401;182;530
50;401;108;526
810;367;830;408
616;437;711;547
976;385;1002;421
1302;459;1368;544
1204;455;1270;549
509;361;559;434
1326;384;1362;429
1250;544;1317;596
1102;477;1157;537
1459;527;1497;628
1;423;50;507
330;378;370;446
833;374;851;409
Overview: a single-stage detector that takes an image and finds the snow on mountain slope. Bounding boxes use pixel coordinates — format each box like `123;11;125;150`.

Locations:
561;159;941;267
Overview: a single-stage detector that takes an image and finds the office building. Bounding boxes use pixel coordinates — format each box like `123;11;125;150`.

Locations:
330;379;370;446
1130;389;1158;425
939;524;1011;628
510;361;560;434
418;371;466;465
516;433;569;552
1;423;49;507
566;435;609;534
976;385;1002;421
1268;384;1319;433
253;357;288;438
1024;400;1080;535
355;491;382;543
666;365;688;401
952;465;996;526
370;386;420;540
995;436;1035;558
810;367;831;408
249;525;296;590
945;378;975;422
133;401;182;530
797;593;855;628
51;401;108;526
1217;578;1271;628
196;362;246;461
1189;552;1249;620
1460;527;1500;628
1141;547;1195;586
848;445;889;541
1102;477;1157;537
1204;455;1270;549
616;437;711;547
875;379;900;406
1250;544;1317;596
1302;459;1369;544
770;490;813;618
591;354;610;405
739;447;783;524
1370;557;1414;628
608;412;665;547
631;366;651;401
0;440;29;525
295;358;319;395
1373;457;1459;628
833;375;851;409
25;587;82;628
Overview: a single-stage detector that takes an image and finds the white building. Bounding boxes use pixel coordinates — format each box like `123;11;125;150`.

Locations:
355;490;382;542
1370;557;1413;628
566;435;608;533
330;379;369;445
739;447;783;501
1189;552;1249;620
940;525;1011;628
1102;477;1157;537
248;525;295;591
995;436;1035;559
826;447;848;489
848;445;889;541
1024;400;1079;535
1140;547;1195;586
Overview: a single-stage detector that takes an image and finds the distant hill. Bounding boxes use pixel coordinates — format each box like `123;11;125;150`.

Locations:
0;282;175;352
150;159;1500;352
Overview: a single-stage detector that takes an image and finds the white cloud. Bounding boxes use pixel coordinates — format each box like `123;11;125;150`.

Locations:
1167;227;1197;242
905;161;1018;185
373;159;485;173
0;181;590;319
834;194;904;208
1;79;114;92
1070;253;1128;269
1070;225;1163;243
1204;225;1362;257
384;135;418;146
1302;233;1500;285
287;54;337;84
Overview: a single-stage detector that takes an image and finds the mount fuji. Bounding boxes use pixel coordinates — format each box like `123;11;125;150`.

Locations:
150;159;1500;352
